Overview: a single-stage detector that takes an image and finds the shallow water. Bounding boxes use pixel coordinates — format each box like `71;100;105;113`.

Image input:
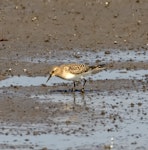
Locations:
0;69;147;87
0;90;148;150
0;49;148;150
19;49;148;64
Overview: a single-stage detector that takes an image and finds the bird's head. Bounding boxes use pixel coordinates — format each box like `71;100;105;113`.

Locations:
46;66;60;83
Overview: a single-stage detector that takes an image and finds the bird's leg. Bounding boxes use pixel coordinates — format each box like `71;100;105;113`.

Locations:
73;81;76;92
81;79;87;93
72;92;76;105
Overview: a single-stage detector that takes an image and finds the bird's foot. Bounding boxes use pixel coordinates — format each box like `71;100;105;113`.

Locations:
72;88;76;92
81;88;85;93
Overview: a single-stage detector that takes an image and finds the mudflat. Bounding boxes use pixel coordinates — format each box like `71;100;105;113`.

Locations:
0;0;148;150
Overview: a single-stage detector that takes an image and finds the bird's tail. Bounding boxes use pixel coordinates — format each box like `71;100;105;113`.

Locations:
90;64;106;69
90;64;106;73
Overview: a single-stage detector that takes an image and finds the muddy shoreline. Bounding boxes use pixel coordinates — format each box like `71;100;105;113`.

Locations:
0;0;148;150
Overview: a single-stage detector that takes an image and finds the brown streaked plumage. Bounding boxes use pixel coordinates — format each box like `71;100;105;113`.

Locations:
46;63;106;92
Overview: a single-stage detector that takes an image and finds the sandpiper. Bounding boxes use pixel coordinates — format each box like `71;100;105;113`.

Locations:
46;63;106;92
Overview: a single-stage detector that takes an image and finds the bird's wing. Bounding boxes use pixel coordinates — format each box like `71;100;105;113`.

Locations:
67;64;90;74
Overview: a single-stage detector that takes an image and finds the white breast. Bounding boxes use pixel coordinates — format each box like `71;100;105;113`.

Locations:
64;73;76;80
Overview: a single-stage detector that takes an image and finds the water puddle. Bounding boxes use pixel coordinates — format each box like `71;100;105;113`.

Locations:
1;124;146;150
19;49;148;64
0;125;115;149
0;69;147;88
31;92;86;104
0;90;148;150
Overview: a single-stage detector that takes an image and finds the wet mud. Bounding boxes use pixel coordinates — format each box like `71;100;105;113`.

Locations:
0;0;148;150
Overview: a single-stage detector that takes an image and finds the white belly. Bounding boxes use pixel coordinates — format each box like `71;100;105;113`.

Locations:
64;73;83;81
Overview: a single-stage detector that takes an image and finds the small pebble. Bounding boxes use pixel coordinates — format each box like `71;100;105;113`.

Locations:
23;69;27;72
32;16;37;21
114;41;118;44
8;68;12;72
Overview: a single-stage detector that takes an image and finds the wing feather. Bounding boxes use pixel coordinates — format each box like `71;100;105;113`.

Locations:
67;64;89;74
